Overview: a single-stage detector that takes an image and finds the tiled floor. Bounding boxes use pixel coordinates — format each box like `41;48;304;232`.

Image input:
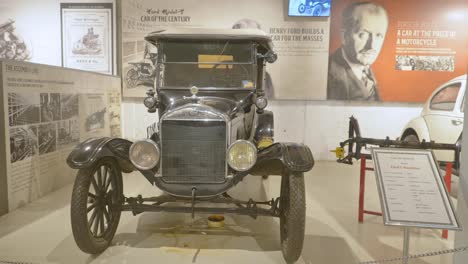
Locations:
0;161;458;264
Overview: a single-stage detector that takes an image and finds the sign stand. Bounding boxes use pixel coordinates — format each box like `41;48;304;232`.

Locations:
370;148;461;264
403;227;410;264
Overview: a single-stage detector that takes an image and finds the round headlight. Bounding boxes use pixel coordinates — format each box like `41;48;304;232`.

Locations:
227;140;257;171
255;96;268;109
129;139;160;170
144;96;157;109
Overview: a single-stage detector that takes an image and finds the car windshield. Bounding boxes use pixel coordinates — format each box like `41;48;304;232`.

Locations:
158;40;257;89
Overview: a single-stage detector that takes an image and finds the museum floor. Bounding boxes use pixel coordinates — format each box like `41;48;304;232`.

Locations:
0;161;456;264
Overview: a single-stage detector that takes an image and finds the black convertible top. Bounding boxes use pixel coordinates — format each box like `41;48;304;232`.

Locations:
145;27;274;52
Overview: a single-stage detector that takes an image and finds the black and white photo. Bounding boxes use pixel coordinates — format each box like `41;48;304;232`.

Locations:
8;92;40;126
40;93;61;122
0;19;31;61
395;55;455;72
38;123;57;155
57;119;79;147
9;126;38;163
81;94;106;133
60;93;79;120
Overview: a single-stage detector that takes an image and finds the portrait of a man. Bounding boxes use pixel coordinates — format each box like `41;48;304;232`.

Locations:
327;2;389;101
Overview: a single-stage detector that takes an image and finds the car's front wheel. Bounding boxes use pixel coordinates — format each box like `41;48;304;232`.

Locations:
70;158;123;254
311;4;323;16
280;172;306;263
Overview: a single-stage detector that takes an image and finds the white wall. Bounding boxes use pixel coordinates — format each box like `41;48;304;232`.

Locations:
121;99;422;161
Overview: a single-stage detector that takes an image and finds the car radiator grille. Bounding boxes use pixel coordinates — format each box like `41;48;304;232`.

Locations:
161;120;227;183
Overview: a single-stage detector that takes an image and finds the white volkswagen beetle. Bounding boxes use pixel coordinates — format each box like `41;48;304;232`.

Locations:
401;75;466;163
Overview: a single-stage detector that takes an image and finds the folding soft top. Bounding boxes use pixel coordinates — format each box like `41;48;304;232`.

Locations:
145;27;274;52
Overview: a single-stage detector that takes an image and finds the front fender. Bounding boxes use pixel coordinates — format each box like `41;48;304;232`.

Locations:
67;137;135;172
249;142;314;176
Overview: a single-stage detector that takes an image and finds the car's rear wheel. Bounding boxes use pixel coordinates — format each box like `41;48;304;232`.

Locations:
280;171;305;263
71;158;123;254
298;3;306;13
402;133;419;143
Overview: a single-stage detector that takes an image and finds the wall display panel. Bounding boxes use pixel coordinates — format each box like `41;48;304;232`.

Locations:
0;0;62;66
61;3;114;75
328;0;468;102
0;59;121;216
121;0;330;99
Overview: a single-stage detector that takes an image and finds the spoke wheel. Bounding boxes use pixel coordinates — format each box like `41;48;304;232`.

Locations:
126;68;138;88
280;172;305;264
71;158;123;254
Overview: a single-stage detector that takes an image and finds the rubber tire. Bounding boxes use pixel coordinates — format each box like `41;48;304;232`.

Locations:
298;4;306;13
280;172;306;264
70;158;123;254
402;133;419;143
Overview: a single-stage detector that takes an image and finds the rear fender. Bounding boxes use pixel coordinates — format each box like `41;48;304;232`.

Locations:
249;142;314;176
401;117;430;141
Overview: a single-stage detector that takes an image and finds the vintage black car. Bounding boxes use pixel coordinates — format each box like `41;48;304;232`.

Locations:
67;28;314;263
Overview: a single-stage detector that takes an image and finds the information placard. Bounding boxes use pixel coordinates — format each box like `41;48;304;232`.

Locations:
0;59;121;216
371;148;460;230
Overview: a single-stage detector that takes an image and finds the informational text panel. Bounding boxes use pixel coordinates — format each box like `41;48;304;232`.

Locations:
372;148;460;230
0;59;121;215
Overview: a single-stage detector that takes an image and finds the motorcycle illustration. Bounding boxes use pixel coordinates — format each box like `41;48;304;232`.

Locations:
125;60;156;88
72;27;102;55
298;0;330;16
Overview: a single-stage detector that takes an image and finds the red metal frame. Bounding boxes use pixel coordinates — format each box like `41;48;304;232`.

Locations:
358;154;381;223
442;162;452;239
357;154;453;239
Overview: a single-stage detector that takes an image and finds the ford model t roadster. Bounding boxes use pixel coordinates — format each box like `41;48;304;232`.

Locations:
67;28;314;263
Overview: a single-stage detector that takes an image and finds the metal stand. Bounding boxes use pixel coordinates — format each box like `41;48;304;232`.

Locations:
358;154;452;240
403;227;410;264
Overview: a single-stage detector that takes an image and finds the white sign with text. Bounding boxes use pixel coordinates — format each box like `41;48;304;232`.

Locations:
371;148;460;230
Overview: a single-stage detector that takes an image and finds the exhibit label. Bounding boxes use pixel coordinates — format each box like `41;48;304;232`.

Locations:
0;60;121;215
371;148;460;230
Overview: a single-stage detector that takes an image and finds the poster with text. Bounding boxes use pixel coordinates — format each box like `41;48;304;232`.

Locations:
61;3;114;75
328;0;468;102
121;0;330;99
0;60;121;215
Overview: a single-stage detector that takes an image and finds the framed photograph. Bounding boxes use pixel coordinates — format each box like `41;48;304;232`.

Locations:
371;148;460;230
61;3;114;75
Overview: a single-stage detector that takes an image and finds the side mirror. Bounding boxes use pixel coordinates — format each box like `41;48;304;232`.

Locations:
257;51;277;63
265;51;277;63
